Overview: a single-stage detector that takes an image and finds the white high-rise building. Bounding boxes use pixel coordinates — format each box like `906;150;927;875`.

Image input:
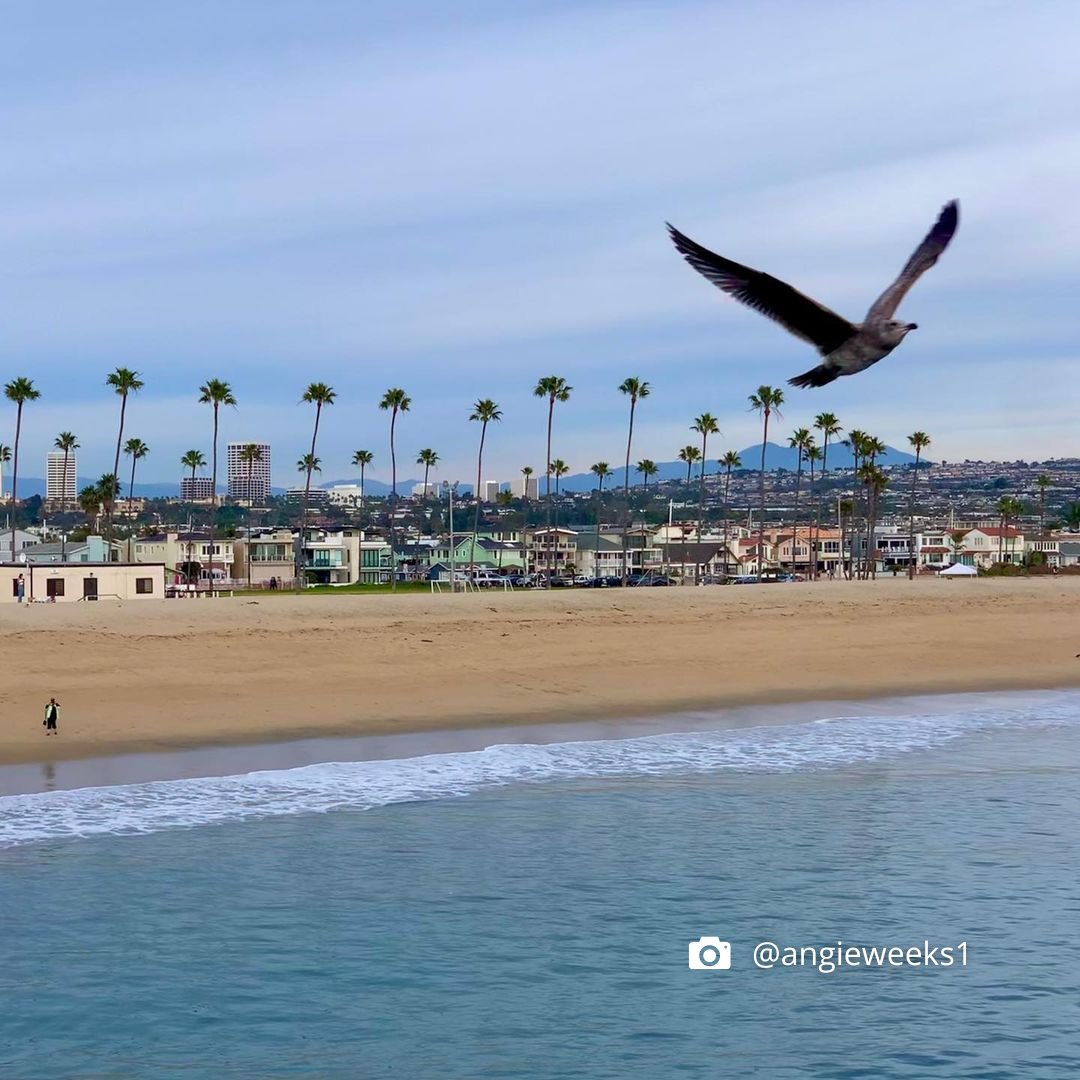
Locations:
482;480;501;502
227;442;271;502
518;476;539;500
47;450;77;505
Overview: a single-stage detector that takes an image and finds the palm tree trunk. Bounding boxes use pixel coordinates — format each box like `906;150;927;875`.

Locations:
472;423;488;581
62;448;70;516
595;476;604;577
849;452;859;580
757;412;770;577
208;405;220;594
9;404;22;562
697;437;708;582
544;400;554;586
806;456;815;578
247;458;254;592
108;394;128;545
723;466;732;580
389;408;400;590
791;455;802;574
907;449;921;580
622;401;635;584
360;463;366;511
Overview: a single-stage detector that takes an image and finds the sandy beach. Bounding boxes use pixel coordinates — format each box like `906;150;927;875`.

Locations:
3;576;1079;766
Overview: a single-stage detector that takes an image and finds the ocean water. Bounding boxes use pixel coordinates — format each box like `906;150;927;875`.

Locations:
2;692;1079;1078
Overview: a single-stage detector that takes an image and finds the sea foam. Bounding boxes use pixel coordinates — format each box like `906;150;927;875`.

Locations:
1;692;1077;848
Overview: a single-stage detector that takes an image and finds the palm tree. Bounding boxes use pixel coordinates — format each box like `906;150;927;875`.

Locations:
5;377;40;561
179;450;205;584
618;378;650;582
996;495;1023;566
198;379;237;590
298;383;337;588
590;462;612;579
105;367;143;542
378;387;410;589
469;399;502;579
811;412;843;579
79;484;102;532
860;436;887;578
865;466;889;578
719;450;742;579
95;473;121;547
238;443;264;589
123;438;149;511
805;443;822;575
906;431;932;579
636;459;658;494
417;449;439;506
843;429;869;579
549;458;570;577
520;465;535;570
53;432;79;513
297;454;322;583
352;450;374;509
1035;473;1051;537
181;449;206;489
239;443;264;506
677;445;701;487
0;445;9;502
691;414;720;580
533;376;572;584
749;386;784;577
787;427;812;573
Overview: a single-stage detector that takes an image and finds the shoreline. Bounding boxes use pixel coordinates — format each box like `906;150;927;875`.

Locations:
4;577;1079;770
3;686;1073;797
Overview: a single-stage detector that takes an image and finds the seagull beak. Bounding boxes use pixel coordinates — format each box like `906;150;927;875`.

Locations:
907;323;918;331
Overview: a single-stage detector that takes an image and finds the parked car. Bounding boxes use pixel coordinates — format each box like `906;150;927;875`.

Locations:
630;573;673;587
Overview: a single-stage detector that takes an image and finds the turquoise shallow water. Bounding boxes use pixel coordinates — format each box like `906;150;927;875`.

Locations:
2;693;1079;1078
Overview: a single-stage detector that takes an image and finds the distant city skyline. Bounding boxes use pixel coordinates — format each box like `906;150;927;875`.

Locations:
2;3;1078;485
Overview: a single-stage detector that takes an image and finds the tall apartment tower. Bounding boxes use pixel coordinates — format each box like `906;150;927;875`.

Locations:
227;442;271;502
46;450;77;505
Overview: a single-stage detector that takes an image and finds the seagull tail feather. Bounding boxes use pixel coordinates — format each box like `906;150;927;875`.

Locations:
788;364;839;389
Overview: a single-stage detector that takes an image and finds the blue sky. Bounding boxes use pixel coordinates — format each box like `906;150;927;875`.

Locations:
3;1;1079;485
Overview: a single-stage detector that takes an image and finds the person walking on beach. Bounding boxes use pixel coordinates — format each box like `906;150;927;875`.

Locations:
43;697;60;736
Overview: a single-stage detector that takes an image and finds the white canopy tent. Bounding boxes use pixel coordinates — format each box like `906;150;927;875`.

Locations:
938;563;978;577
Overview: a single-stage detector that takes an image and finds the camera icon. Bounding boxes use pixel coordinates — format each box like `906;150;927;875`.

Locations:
689;937;731;970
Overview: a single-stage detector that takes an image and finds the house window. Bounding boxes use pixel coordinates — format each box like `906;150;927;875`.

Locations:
136;577;154;594
46;578;65;598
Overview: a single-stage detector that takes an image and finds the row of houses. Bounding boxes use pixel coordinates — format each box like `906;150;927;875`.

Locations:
4;518;1076;603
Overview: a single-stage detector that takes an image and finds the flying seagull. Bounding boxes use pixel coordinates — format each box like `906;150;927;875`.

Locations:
667;200;959;388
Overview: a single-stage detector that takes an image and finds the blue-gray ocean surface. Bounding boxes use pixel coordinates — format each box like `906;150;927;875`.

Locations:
2;691;1079;1078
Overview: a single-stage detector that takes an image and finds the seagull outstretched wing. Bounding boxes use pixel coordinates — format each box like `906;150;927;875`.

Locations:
865;200;959;324
667;223;856;354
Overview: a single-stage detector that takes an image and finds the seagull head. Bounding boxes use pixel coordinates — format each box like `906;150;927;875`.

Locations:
883;320;918;345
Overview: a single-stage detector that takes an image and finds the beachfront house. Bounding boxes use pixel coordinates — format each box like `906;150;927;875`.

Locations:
129;532;237;583
427;534;525;576
15;535;124;565
1;561;166;603
526;527;578;577
574;529;662;579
